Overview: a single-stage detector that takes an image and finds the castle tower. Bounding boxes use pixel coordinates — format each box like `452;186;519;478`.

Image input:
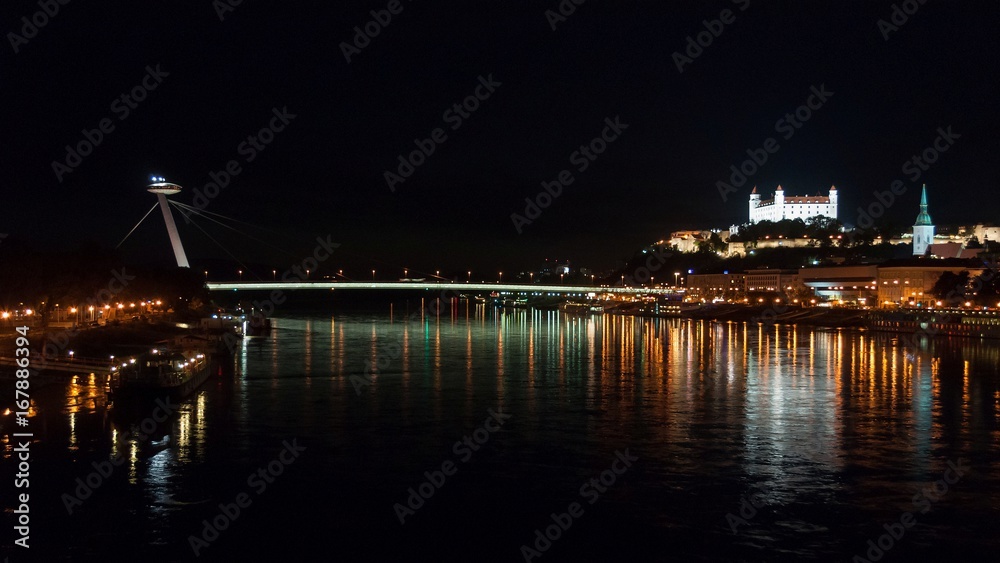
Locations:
912;184;935;256
828;185;838;218
774;185;784;221
749;186;760;222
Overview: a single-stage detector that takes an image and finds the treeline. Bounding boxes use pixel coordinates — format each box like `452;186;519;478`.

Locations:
0;239;207;319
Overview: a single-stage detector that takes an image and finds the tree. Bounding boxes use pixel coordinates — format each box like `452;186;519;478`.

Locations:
710;232;728;254
930;271;970;305
970;269;1000;306
698;232;728;254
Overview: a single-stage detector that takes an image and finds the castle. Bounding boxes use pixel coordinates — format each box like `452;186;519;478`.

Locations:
749;185;838;224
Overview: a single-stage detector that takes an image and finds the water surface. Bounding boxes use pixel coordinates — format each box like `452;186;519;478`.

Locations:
7;306;1000;561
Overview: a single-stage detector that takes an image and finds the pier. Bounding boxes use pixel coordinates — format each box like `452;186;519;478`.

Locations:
0;354;114;375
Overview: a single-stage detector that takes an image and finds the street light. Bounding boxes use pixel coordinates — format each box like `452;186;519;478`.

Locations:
499;272;503;284
674;272;680;287
204;270;208;280
372;269;376;281
238;270;243;281
467;271;471;282
272;269;277;281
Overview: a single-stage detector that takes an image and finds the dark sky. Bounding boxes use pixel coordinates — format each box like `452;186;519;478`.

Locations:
3;1;998;277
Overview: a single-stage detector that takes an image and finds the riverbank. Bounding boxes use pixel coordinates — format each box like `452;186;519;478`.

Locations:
680;304;866;327
1;322;210;362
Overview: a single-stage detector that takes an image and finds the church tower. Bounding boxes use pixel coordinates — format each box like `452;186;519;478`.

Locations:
912;184;935;256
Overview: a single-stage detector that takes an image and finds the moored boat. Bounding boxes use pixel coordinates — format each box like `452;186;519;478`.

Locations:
110;348;212;402
866;309;1000;339
244;313;272;339
560;301;602;315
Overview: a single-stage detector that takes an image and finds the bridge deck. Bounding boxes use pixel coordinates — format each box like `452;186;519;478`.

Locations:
206;281;674;295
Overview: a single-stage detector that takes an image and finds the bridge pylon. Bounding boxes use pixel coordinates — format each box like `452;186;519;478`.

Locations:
147;177;190;268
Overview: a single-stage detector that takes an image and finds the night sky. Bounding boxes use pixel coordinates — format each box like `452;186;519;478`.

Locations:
3;1;998;276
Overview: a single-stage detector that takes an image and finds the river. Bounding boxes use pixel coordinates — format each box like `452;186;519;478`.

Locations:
5;305;1000;561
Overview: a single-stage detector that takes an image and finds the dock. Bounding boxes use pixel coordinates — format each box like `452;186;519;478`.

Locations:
0;354;114;375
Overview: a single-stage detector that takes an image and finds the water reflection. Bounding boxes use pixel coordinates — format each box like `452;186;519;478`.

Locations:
19;310;1000;560
43;314;1000;481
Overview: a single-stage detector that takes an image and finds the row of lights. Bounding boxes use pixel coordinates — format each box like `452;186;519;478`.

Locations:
223;269;617;285
2;300;164;320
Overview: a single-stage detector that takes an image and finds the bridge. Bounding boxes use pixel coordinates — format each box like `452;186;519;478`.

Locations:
122;190;678;299
206;281;676;296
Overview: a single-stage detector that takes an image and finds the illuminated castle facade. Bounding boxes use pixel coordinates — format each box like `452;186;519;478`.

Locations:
749;185;838;224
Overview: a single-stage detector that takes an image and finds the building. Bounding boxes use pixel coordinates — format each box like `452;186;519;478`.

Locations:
912;184;935;256
726;236;820;257
668;230;710;253
686;273;746;301
876;259;983;307
798;265;878;304
926;242;984;259
971;223;1000;243
666;230;730;254
749;185;838;224
744;269;800;294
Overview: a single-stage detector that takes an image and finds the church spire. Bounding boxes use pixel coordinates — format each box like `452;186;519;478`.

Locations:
914;184;933;226
912;184;935;256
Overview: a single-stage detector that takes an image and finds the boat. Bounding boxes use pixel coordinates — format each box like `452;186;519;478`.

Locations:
110;348;212;402
502;298;528;308
244;313;272;339
866;309;1000;340
560;301;601;315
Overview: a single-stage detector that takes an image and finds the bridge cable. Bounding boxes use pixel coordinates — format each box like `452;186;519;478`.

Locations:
179;206;262;281
169;199;431;281
115;202;159;249
168;200;298;240
169;200;300;260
